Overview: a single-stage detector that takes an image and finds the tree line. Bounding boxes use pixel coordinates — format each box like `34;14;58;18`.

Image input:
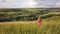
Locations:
0;8;60;22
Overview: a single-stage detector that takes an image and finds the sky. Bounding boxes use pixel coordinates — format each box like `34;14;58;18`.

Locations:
0;0;60;8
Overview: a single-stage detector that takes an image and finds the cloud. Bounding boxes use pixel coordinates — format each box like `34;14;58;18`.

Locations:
20;0;38;8
0;1;7;8
34;5;48;8
56;1;60;7
0;0;2;1
0;0;60;8
0;0;38;8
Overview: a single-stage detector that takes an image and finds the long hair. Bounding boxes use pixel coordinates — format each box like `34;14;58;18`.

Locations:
37;16;42;27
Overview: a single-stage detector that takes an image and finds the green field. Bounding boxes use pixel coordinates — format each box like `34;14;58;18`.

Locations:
0;8;60;21
0;16;60;34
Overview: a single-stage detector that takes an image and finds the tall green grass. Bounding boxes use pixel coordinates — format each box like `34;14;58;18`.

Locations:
0;16;60;34
0;23;60;34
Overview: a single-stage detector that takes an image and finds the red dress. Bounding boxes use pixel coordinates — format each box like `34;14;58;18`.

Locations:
37;19;42;27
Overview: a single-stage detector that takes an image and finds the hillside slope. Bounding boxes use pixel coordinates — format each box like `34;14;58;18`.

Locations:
0;8;60;22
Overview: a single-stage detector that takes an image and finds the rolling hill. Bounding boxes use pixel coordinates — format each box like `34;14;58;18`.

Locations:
0;8;60;22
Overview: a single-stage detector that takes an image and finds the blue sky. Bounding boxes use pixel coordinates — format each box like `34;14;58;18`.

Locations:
0;0;60;8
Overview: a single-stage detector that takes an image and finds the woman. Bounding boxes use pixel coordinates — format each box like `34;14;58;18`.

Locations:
37;16;42;27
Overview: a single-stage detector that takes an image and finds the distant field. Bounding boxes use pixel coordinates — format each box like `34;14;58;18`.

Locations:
0;8;60;21
0;16;60;34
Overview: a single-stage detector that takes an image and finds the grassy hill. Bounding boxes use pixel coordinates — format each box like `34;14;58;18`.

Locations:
0;8;60;34
0;16;60;34
0;8;60;22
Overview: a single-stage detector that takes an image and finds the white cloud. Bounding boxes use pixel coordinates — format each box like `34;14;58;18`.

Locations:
35;5;48;8
0;0;38;8
0;2;7;8
0;0;2;1
0;0;57;8
21;0;38;7
56;1;60;7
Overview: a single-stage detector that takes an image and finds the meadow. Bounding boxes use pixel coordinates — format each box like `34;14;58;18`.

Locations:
0;16;60;34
